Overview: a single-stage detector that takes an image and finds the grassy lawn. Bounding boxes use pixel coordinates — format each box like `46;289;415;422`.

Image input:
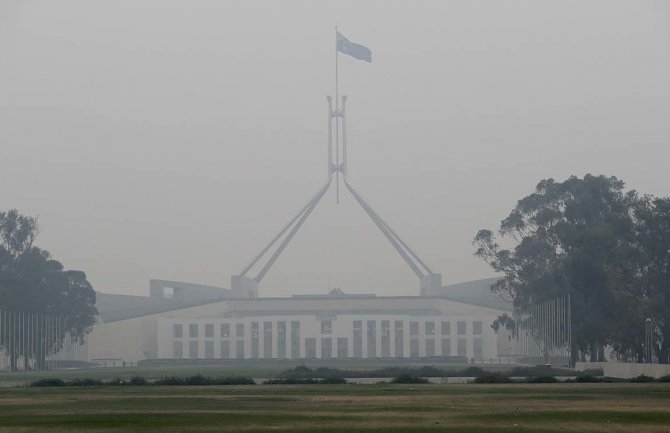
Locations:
0;383;669;432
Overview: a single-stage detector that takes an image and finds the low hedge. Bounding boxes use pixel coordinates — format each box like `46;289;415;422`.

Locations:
30;374;254;387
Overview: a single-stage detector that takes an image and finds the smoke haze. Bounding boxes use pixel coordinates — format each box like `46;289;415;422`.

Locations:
1;1;669;296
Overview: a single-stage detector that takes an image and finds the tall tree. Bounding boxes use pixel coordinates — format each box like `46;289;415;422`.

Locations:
633;196;670;363
473;175;640;363
0;210;97;369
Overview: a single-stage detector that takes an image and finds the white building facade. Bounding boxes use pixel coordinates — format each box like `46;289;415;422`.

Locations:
147;295;501;362
158;313;497;361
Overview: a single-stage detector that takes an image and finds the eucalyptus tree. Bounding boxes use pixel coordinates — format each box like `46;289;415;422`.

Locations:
474;175;641;363
0;210;97;369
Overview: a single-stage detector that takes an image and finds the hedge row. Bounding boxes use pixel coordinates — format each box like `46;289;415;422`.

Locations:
30;374;254;387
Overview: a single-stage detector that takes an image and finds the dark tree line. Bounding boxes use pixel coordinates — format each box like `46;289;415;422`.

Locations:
474;175;670;364
0;210;97;369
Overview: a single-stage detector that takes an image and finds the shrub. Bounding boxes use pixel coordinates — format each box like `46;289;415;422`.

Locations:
155;376;184;386
107;377;125;386
575;375;605;383
630;374;655;383
70;378;104;386
279;365;314;379
473;373;512;384
509;366;574;378
264;378;319;385
129;376;148;386
579;368;604;377
30;378;65;387
526;376;558;383
182;374;212;385
319;377;346;384
391;374;429;384
461;366;485;377
658;375;670;383
212;376;255;385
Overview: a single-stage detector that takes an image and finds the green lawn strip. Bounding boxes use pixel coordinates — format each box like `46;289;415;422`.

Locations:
0;411;429;430
1;383;669;432
462;410;670;425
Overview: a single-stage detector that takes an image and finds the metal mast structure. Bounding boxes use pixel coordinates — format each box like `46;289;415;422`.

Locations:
230;30;442;298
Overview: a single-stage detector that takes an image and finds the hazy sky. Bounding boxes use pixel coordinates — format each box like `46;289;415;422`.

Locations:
1;1;669;297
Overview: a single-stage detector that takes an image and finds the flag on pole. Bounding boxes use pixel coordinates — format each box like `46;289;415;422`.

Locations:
336;32;372;62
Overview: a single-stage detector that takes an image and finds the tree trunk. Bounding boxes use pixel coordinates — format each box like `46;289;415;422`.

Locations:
570;343;580;367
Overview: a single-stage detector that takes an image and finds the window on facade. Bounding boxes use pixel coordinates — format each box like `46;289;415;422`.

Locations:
189;340;199;359
263;321;273;359
235;339;244;359
321;320;332;334
290;321;300;359
473;338;483;361
337;337;348;358
236;323;245;338
277;321;287;359
205;340;214;359
426;338;435;357
189;324;199;338
353;321;363;358
410;321;419;336
251;322;259;359
173;341;183;359
221;340;230;359
425;321;435;335
395;321;404;358
305;338;316;358
321;337;332;359
367;321;377;358
221;323;230;338
441;338;451;356
381;320;390;358
473;321;483;335
457;338;467;357
410;338;420;357
205;323;214;338
173;324;183;338
457;321;466;336
441;321;450;335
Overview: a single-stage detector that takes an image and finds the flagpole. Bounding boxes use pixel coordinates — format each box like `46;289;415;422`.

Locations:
335;26;340;204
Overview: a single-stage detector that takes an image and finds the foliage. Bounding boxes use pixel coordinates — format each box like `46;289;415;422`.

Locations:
30;378;66;387
525;376;559;383
508;366;575;377
631;196;670;363
29;375;255;387
0;210;98;370
277;365;482;380
473;373;512;383
629;374;655;383
574;375;609;383
390;374;429;384
154;375;254;385
474;174;670;363
69;378;104;386
264;377;346;384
